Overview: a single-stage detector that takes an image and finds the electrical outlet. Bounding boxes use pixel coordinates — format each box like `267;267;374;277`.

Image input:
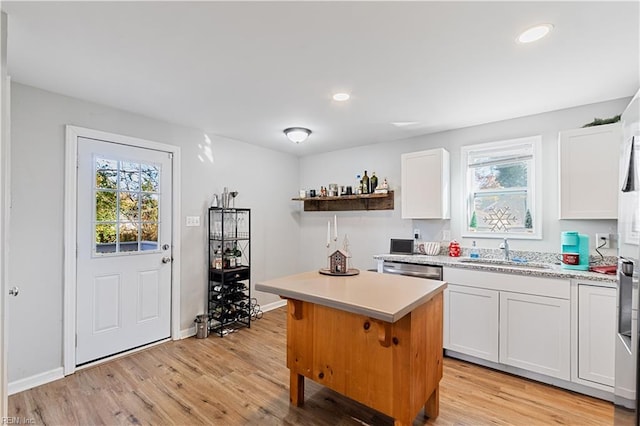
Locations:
414;228;420;239
442;229;451;241
186;216;200;227
595;233;611;249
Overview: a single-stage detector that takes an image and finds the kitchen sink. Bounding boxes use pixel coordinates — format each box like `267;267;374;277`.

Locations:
458;258;554;270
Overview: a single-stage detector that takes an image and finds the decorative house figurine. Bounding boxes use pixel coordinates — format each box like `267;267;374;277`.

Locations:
329;249;349;274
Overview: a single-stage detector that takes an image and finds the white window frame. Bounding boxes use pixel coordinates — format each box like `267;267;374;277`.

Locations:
461;135;542;240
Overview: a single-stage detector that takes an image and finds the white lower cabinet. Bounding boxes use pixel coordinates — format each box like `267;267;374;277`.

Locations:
499;291;571;380
444;284;499;362
576;284;616;387
443;268;572;380
443;267;617;398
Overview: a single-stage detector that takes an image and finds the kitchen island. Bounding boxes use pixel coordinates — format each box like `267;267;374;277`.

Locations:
255;270;447;426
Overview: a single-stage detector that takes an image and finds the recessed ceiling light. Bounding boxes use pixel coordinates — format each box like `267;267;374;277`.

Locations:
391;121;419;127
517;23;554;44
332;93;350;102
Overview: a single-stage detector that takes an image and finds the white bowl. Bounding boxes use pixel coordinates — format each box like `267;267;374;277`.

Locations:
419;242;441;256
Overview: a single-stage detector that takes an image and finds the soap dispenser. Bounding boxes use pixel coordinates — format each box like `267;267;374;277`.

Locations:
470;241;480;258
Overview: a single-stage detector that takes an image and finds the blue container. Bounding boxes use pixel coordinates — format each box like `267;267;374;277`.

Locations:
561;231;589;270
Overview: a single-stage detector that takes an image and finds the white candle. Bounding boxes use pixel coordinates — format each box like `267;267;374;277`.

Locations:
334;215;338;240
327;221;331;246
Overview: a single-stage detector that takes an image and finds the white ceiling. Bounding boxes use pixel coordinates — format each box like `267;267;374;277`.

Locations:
2;1;639;156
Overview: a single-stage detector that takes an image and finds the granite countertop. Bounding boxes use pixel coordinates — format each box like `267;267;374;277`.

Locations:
373;254;617;283
255;270;447;323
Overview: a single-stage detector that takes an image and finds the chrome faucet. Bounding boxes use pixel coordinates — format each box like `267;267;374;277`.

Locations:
499;238;510;260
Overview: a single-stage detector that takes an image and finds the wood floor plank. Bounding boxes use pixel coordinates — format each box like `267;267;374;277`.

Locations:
8;307;613;425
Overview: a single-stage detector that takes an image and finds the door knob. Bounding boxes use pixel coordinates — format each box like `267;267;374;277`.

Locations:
162;257;172;264
9;286;19;296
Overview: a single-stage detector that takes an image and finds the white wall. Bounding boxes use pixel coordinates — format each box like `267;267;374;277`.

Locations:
298;98;630;271
8;82;300;383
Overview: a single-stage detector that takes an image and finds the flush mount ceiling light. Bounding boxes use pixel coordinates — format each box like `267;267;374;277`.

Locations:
284;127;312;143
332;92;351;102
517;23;554;44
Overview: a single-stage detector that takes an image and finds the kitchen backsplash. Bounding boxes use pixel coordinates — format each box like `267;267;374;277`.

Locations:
436;246;617;266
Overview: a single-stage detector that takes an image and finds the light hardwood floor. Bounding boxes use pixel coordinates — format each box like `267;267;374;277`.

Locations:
9;307;613;425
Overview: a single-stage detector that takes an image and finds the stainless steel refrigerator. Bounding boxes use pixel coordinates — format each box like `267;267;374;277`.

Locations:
615;90;640;425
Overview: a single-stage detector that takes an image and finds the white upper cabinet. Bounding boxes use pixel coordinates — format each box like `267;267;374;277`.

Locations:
401;148;450;219
558;123;621;219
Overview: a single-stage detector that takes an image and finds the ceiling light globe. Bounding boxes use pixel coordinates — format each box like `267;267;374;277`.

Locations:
284;127;311;143
517;24;553;44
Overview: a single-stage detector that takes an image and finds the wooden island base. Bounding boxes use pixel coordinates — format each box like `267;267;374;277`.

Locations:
286;292;443;426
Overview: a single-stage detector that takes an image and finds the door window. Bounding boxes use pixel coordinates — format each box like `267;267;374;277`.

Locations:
94;156;160;254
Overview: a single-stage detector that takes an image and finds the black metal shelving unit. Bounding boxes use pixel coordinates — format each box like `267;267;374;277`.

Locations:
208;207;251;336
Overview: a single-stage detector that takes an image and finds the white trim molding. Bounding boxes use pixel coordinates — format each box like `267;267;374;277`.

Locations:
261;299;286;312
8;367;64;396
63;125;181;375
0;11;9;418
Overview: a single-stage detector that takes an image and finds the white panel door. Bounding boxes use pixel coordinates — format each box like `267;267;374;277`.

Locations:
76;137;172;365
444;284;499;362
499;292;570;380
578;285;616;386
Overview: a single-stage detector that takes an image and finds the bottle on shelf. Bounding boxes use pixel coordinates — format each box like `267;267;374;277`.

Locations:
355;175;361;195
214;245;223;269
470;241;480;258
362;171;370;194
233;243;242;266
370;172;378;193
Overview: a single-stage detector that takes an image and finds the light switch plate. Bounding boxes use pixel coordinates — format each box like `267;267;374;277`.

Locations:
186;216;200;227
442;229;451;241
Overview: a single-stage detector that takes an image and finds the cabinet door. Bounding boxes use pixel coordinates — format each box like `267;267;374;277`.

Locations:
499;292;570;380
444;284;498;362
578;285;616;387
401;148;450;219
558;123;621;219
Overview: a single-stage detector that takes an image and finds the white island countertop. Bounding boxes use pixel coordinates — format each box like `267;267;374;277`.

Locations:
255;270;447;323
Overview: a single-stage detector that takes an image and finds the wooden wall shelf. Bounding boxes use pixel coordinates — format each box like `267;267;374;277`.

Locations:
292;191;394;212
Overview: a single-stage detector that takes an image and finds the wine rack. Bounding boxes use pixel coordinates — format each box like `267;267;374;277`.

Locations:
208;207;251;337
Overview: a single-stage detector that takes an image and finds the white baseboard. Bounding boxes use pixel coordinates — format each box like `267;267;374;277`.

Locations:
181;325;196;339
8;367;64;395
180;300;286;340
261;299;286;312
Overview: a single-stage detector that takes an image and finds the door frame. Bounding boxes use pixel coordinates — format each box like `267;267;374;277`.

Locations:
63;125;181;375
1;11;10;417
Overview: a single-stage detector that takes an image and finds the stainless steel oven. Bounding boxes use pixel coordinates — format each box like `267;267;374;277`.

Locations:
615;257;639;423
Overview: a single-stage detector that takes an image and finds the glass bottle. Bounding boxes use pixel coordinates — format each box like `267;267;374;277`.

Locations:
233;242;242;266
370;172;378;192
470;241;480;258
355;175;361;195
362;171;370;194
214;245;223;269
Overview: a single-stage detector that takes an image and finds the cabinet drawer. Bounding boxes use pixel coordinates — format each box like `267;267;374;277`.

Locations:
443;267;569;299
210;266;250;282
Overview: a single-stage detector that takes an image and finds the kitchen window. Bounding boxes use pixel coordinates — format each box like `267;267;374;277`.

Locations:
462;135;542;239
